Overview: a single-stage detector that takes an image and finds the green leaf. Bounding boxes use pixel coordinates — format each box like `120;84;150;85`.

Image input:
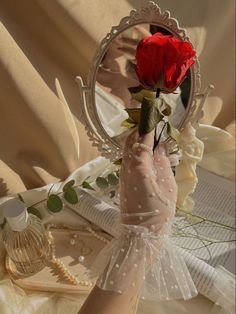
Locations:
161;103;172;116
96;177;109;190
154;97;172;116
167;122;180;143
64;188;78;204
121;118;136;129
82;181;95;191
128;86;156;102
27;207;42;219
107;173;119;186
63;179;75;192
47;194;63;212
124;108;141;124
138;97;163;135
17;194;25;203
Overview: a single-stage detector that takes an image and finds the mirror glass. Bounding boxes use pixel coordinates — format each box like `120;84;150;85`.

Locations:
95;24;191;145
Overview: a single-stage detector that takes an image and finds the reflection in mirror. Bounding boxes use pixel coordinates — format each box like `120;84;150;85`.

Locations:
95;24;191;144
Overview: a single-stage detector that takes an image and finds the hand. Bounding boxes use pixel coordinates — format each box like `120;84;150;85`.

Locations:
120;129;177;227
96;26;151;108
103;25;151;71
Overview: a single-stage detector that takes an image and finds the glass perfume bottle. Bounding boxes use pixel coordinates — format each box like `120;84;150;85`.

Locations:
2;199;51;275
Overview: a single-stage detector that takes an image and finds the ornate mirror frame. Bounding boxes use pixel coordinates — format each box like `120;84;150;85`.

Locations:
76;1;213;161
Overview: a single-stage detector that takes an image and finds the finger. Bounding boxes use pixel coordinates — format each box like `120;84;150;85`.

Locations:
153;143;172;171
123;128;140;153
153;143;167;163
118;46;136;58
133;25;151;37
153;144;177;192
137;129;155;150
124;128;155;151
153;144;174;179
120;36;140;47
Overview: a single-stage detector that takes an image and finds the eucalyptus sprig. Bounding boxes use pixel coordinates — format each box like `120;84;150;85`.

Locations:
16;179;80;218
10;172;120;222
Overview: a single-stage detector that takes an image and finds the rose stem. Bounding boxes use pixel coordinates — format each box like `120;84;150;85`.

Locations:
156;88;160;98
153;88;161;150
153;122;167;151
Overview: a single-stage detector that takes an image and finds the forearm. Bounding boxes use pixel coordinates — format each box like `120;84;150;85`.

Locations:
78;285;140;314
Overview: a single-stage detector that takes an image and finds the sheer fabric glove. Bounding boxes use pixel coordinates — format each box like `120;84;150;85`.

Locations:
90;130;197;301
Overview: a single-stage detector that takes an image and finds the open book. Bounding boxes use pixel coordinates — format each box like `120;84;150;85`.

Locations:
173;167;235;299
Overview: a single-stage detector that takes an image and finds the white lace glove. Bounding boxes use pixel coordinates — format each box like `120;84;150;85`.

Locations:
90;130;197;301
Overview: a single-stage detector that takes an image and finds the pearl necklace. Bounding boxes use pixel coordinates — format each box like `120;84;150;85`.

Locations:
86;226;110;244
46;224;110;286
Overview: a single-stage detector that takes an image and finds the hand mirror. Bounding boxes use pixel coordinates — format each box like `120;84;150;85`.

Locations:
76;1;213;161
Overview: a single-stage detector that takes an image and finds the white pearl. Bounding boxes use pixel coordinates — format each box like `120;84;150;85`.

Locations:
121;248;125;252
160;167;164;170
122;272;126;276
110;280;114;285
134;264;138;268
155;209;159;213
150;192;155;197
133;186;138;191
138;204;142;209
169;188;173;192
161;178;165;182
128;169;131;174
150;225;155;230
139;216;143;221
115;264;119;268
79;256;85;263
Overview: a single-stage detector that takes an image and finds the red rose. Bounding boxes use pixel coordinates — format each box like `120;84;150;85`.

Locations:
135;32;196;92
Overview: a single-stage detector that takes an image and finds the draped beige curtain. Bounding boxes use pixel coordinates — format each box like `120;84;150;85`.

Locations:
0;0;235;195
